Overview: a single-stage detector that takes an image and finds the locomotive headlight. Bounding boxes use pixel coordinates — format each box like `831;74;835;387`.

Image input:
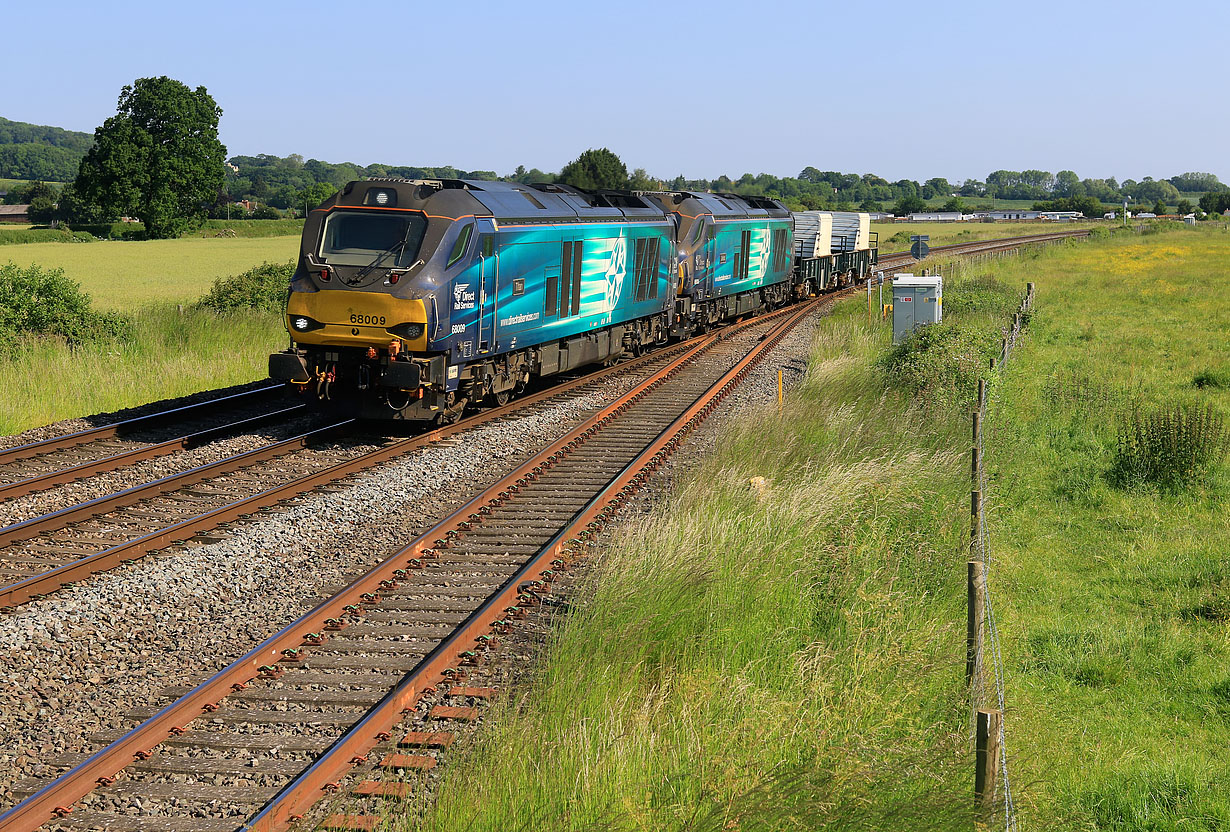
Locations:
363;187;397;207
388;321;425;340
290;315;324;332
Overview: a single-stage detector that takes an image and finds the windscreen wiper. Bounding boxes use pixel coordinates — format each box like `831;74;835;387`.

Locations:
348;231;411;285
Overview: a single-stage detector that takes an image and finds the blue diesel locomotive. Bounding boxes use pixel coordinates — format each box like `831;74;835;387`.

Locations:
268;178;873;422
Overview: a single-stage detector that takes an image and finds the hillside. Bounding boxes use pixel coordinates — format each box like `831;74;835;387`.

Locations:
0;116;93;182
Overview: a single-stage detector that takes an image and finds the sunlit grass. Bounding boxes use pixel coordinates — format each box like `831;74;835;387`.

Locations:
0;305;282;434
973;226;1230;828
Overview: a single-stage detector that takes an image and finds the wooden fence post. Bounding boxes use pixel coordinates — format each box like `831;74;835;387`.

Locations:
976;709;1002;813
967;561;984;685
971;411;981;483
970;490;981;558
977;379;986;412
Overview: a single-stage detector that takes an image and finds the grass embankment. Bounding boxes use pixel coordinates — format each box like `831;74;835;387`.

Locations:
0;235;297;308
967;227;1230;828
0;307;282;433
387;272;1029;829
0;257;291;434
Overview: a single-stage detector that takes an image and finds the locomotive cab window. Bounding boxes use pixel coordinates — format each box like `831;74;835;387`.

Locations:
319;211;426;268
446;224;473;268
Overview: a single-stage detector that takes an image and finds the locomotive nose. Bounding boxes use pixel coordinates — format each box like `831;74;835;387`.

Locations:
285;293;429;351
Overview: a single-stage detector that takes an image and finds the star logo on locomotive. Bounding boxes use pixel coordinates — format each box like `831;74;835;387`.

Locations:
605;236;626;312
452;282;476;311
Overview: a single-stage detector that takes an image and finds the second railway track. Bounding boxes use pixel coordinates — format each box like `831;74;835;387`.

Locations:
0;387;305;502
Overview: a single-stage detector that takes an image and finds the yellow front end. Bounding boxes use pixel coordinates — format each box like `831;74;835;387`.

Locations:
287;290;428;352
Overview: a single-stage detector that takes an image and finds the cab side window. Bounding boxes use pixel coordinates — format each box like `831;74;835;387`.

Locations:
446;224;473;268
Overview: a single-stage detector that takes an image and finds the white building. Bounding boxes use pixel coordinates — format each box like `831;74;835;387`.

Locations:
906;211;963;222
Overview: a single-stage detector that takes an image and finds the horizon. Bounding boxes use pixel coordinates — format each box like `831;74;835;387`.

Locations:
3;0;1226;185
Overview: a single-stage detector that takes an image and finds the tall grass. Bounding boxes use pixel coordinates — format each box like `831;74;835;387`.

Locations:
386;309;984;830
877;272;1020;412
0;304;282;434
1110;403;1229;489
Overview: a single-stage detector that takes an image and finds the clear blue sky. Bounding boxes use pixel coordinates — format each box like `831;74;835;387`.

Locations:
4;0;1225;184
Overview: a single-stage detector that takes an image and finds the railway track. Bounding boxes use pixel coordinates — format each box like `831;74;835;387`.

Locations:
0;340;706;611
0;298;821;832
0;387;303;502
0;228;1089;832
876;228;1089;271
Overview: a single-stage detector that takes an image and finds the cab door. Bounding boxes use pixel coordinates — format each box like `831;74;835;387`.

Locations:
476;219;498;353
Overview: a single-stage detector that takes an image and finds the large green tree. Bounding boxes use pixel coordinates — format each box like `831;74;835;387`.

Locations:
75;77;226;238
558;148;629;191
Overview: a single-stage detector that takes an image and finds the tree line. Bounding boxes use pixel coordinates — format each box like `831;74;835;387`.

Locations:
5;77;1228;237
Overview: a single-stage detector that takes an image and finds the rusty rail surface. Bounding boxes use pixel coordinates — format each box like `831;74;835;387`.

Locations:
0;385;285;468
0;404;307;502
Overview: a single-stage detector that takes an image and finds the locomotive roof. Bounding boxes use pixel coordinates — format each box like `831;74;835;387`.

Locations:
346;178;787;224
465;180;667;223
638;190;790;219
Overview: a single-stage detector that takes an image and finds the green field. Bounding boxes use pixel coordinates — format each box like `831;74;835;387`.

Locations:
0;231;295;434
0;177;56;192
981;228;1230;827
875;220;1100;253
0;235;298;309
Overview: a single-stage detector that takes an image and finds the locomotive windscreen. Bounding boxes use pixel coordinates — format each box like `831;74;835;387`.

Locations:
319;211;428;268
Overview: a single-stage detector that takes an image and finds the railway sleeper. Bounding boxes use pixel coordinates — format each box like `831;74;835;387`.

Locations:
92;729;334;753
49;810;242;832
124;706;365;725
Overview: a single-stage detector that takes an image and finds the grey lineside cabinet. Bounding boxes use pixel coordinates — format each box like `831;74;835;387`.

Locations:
892;274;943;343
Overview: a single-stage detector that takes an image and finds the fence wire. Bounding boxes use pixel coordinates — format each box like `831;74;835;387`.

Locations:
972;285;1032;832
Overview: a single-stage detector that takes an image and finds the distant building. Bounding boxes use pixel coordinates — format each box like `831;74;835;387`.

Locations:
906;211;963;222
973;210;1041;220
867;211;894;221
0;204;29;223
